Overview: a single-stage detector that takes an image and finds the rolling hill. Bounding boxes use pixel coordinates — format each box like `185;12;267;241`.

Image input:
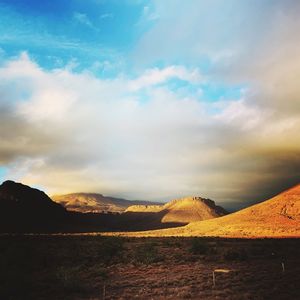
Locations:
119;184;300;237
125;196;227;224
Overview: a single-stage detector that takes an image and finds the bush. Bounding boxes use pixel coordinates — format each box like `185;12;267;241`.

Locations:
190;238;209;255
88;264;108;280
223;248;248;261
134;242;161;264
56;266;86;293
99;237;124;263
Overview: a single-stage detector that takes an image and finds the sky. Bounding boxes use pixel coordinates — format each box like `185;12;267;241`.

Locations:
0;0;300;209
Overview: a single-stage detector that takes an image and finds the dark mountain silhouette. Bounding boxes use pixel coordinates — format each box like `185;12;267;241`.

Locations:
0;180;67;232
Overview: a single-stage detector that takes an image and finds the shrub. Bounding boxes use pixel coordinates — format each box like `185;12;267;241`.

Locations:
99;237;124;263
88;264;108;280
222;248;248;261
190;238;209;255
134;242;161;264
56;266;86;293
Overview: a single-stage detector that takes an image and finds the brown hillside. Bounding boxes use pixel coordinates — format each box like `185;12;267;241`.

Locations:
183;183;300;237
52;193;159;213
125;204;162;213
111;184;300;238
125;197;227;224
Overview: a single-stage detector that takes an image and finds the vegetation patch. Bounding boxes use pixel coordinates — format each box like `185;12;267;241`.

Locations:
189;238;209;255
134;241;162;264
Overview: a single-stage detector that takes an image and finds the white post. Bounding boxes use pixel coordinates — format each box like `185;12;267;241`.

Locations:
212;271;215;287
103;284;106;300
281;262;285;273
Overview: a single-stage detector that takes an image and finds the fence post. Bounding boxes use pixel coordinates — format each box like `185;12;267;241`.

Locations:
103;284;106;300
281;262;285;273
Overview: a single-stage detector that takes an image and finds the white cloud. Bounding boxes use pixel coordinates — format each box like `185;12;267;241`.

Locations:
129;65;203;91
0;53;299;205
73;12;94;28
214;99;270;130
0;47;5;57
100;13;114;20
142;5;159;21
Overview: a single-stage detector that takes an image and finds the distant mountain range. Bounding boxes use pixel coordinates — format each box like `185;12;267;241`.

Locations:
52;193;161;213
1;180;299;237
0;180;227;233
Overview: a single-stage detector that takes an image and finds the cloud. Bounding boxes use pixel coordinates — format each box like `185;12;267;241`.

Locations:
141;5;159;22
0;50;299;207
134;1;300;71
100;13;113;20
129;65;203;91
132;0;300;199
214;99;270;130
73;12;94;28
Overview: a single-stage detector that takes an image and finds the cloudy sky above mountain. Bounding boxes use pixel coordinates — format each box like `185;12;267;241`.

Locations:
0;0;299;207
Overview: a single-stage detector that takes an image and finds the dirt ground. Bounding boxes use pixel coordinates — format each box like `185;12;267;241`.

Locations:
0;235;299;299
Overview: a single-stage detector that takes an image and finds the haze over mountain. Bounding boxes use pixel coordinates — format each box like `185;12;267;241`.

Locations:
52;193;160;213
121;184;300;238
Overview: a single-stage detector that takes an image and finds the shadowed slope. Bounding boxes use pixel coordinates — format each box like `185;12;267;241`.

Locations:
0;180;67;232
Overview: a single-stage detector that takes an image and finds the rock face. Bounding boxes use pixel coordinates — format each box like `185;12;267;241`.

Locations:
52;193;160;213
0;180;66;232
125;196;227;224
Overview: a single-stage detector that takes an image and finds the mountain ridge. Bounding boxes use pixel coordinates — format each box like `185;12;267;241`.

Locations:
52;192;162;213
